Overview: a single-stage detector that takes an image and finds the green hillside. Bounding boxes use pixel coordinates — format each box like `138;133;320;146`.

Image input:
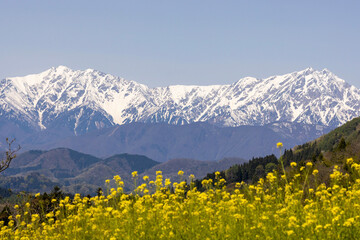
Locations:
195;116;360;188
282;116;360;165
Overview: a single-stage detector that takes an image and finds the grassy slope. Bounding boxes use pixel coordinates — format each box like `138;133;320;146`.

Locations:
284;116;360;163
279;116;360;185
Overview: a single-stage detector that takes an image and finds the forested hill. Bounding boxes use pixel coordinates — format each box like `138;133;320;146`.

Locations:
195;155;279;189
282;116;360;166
197;116;360;188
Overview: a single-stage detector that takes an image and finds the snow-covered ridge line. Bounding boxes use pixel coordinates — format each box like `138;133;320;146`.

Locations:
1;66;359;135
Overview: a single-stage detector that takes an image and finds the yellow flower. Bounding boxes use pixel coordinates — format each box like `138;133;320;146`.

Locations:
156;170;162;175
276;142;283;148
343;218;355;227
306;162;313;167
219;179;226;185
31;214;39;222
8;220;14;227
131;171;138;178
11;166;360;239
178;170;184;176
105;179;110;184
113;175;121;181
165;178;171;186
315;225;323;232
35;193;40;198
347;158;354;165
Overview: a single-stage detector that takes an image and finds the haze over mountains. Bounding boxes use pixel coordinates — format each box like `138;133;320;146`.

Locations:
0;66;358;161
49;122;330;162
1;148;246;195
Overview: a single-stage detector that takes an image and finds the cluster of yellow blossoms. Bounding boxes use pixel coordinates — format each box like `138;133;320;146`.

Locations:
1;160;360;239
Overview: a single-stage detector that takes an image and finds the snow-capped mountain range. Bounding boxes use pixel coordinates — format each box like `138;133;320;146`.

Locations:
1;66;359;135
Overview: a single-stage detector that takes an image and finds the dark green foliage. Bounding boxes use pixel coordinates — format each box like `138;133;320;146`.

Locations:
282;143;319;165
0;173;60;194
253;165;265;182
317;117;360;151
0;205;11;225
224;155;278;184
96;187;103;197
204;171;226;183
265;163;277;173
193;171;226;191
194;154;278;190
337;137;346;151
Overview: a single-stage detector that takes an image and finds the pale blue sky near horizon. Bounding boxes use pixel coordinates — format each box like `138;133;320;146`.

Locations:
0;0;359;87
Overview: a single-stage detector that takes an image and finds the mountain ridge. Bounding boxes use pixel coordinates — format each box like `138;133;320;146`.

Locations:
1;66;358;135
1;147;246;195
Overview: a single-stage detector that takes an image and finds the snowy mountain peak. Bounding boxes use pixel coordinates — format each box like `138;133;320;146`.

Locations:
53;65;71;72
1;67;359;135
304;66;315;72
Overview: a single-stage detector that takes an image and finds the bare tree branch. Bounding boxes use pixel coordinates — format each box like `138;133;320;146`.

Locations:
0;138;20;174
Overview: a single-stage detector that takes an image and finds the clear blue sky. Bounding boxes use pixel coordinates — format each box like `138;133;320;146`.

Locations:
1;0;359;87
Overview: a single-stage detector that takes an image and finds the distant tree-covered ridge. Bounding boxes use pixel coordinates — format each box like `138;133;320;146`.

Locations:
0;147;246;196
195;154;278;189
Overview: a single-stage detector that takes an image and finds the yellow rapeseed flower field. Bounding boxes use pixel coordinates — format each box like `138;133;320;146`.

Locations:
1;158;360;239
